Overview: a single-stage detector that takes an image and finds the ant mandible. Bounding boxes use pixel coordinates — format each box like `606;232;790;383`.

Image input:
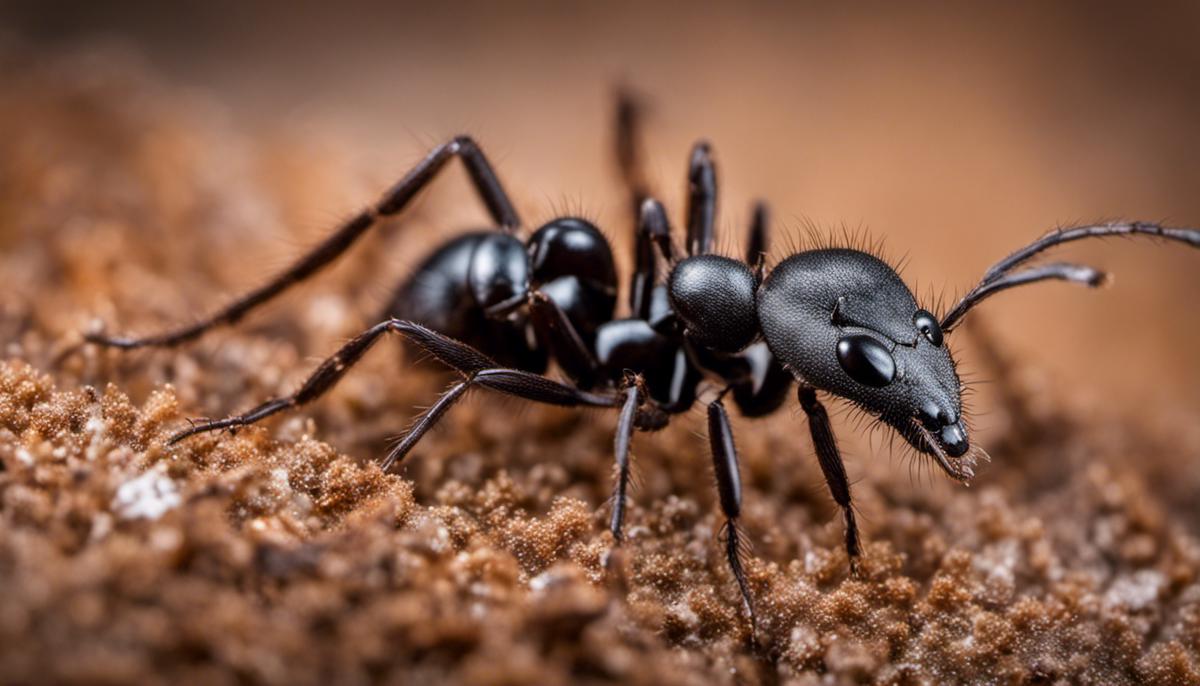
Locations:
82;93;1200;633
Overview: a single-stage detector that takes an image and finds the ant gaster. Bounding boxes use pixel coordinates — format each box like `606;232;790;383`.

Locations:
82;94;1200;634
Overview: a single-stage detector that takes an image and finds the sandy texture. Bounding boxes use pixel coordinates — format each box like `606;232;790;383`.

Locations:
1;49;1199;686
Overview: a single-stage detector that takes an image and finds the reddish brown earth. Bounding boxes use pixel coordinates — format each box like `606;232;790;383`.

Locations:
1;46;1199;685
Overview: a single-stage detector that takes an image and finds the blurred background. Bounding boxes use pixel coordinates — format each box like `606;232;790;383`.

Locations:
3;0;1199;420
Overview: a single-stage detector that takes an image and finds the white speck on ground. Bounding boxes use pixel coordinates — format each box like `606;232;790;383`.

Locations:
112;465;182;521
1103;570;1165;612
85;406;107;462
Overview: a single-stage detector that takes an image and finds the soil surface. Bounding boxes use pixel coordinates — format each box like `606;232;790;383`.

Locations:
1;48;1199;686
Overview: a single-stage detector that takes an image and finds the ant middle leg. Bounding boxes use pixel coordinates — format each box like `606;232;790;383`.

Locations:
86;136;520;350
706;395;756;633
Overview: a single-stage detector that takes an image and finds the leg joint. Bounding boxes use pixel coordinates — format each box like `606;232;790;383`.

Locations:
450;134;479;152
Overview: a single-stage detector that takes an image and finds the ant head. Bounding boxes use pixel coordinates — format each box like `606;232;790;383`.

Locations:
758;249;969;467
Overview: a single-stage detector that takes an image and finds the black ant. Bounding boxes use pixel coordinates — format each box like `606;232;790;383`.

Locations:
81;94;1200;634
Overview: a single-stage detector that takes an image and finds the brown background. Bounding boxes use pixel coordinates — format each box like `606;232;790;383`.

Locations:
6;0;1200;423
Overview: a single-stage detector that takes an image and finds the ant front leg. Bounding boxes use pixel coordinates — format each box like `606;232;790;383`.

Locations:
86;136;520;350
797;385;862;574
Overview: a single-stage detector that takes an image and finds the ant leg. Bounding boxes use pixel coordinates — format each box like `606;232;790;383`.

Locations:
609;384;640;542
641;198;679;262
613;87;650;215
746;201;768;284
707;396;756;632
629;198;679;318
527;290;600;386
613;88;663;320
685;142;717;256
86;136;521;350
730;342;793;418
168;319;403;444
387;371;641;533
168;319;617;446
630;213;658;319
379;379;471;470
612;91;684;319
797;385;862;573
381;365;619;469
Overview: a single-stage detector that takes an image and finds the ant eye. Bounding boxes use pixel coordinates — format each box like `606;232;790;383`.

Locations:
913;309;943;347
836;334;896;387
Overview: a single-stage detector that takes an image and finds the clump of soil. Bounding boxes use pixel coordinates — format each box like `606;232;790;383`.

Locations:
1;48;1198;685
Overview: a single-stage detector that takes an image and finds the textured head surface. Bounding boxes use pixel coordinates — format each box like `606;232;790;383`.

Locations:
758;249;965;455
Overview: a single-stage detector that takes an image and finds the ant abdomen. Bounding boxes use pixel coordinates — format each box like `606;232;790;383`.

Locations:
387;232;547;372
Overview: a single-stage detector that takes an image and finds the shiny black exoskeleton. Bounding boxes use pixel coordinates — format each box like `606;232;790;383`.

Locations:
83;94;1200;638
382;220;616;374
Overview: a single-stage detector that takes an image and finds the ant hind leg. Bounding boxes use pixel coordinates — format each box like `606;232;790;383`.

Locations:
167;320;620;462
608;383;640;543
86;137;521;350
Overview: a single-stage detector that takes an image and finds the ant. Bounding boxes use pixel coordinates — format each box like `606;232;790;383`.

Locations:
81;93;1200;634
